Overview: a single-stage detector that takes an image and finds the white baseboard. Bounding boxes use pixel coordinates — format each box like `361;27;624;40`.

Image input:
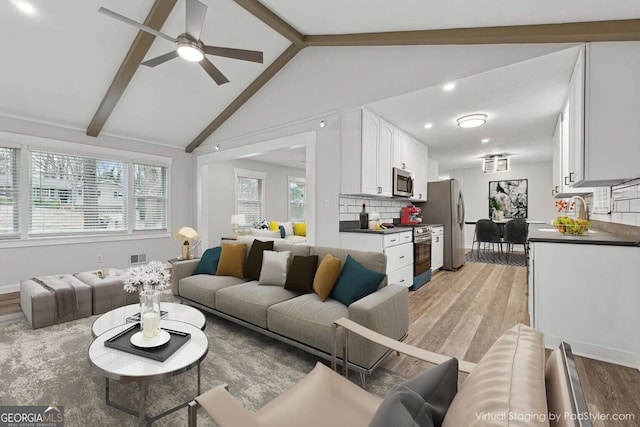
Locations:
0;283;19;294
545;334;639;369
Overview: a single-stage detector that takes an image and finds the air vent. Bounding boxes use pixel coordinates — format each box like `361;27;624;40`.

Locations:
129;254;147;264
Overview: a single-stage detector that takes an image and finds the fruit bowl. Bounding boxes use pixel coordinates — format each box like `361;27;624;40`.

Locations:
552;216;590;235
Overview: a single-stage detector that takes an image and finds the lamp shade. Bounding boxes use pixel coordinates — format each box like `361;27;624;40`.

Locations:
231;214;246;225
174;226;199;241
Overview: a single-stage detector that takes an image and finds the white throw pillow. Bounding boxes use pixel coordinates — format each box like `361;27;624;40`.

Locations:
258;251;291;286
251;229;281;238
280;221;294;237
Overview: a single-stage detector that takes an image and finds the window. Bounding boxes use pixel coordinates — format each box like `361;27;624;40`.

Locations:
134;163;168;230
0;147;19;238
235;169;265;225
30;150;128;234
288;176;306;221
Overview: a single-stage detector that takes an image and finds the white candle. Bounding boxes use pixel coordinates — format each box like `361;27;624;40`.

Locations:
142;312;159;338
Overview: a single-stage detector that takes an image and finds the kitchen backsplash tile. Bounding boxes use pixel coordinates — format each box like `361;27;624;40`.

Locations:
588;178;640;226
338;195;413;223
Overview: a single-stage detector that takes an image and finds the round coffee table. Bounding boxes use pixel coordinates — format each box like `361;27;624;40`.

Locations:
91;302;206;338
88;319;208;426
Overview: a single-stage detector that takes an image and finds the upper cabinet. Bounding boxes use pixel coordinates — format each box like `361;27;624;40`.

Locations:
571;42;640;187
409;138;428;202
341;108;392;197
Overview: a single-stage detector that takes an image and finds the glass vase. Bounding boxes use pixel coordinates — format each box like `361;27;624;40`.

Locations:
139;285;160;339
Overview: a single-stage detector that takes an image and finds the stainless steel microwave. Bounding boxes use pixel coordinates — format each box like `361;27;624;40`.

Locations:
393;167;414;197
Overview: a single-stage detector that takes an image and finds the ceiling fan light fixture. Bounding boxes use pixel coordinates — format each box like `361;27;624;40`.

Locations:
457;114;487;128
177;44;204;62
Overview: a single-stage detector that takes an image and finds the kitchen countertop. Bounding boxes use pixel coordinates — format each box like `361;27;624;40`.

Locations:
527;223;640;246
340;227;414;235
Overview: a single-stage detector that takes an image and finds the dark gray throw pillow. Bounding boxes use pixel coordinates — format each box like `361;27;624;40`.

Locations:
284;255;318;294
244;240;274;280
368;357;458;427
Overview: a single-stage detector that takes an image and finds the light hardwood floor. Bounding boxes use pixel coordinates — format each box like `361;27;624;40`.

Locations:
381;262;640;427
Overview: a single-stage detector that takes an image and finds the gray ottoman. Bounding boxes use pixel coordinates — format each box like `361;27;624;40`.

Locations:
74;269;139;314
20;275;92;329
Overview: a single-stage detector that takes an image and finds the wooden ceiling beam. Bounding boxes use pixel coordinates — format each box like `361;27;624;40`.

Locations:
304;19;640;46
232;0;306;48
186;44;302;153
86;0;178;137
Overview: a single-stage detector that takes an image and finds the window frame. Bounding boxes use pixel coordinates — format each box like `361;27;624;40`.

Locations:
0;146;20;239
287;175;306;222
234;168;266;226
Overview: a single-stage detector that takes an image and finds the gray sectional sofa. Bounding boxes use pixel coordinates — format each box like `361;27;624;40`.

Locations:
171;239;409;375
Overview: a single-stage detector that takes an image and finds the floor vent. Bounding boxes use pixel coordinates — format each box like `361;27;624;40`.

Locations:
129;254;147;264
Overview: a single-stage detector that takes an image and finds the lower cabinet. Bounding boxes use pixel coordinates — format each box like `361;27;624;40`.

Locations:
431;226;444;272
340;231;414;288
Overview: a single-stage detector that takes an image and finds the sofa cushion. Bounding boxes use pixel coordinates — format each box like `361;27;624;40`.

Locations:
251;229;281;238
216;282;298;328
193;247;222;275
330;255;386;306
258;250;291;287
216;243;247;278
245;240;274;280
313;254;343;301
442;323;549;427
268;293;347;354
285;255;318;294
179;274;247;308
370;357;458;427
311;247;387;288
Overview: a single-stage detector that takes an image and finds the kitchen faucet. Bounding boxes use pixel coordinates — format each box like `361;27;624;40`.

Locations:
566;195;589;220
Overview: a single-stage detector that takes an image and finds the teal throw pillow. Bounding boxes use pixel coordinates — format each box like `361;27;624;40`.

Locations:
193;247;222;275
330;255;385;306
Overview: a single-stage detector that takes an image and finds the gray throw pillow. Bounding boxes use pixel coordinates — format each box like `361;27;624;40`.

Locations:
258;251;291;286
368;358;458;427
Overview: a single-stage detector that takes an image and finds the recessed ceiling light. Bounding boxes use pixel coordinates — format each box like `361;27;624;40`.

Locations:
214;144;221;151
443;82;456;91
457;114;487;128
481;138;490;143
14;0;35;14
319;120;326;128
423;123;433;129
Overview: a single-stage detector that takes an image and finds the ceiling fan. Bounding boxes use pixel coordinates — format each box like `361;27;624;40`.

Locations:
98;0;264;85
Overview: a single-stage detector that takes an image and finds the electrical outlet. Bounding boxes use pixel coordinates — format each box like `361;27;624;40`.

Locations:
96;254;103;263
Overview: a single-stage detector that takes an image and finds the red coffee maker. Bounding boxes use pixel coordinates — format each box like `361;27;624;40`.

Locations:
401;206;422;224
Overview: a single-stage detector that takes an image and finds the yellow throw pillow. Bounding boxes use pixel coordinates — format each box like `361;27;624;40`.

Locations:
313;254;342;301
269;220;280;231
293;222;307;237
216;243;247;278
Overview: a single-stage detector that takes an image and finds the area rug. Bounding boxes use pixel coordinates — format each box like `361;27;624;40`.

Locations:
465;249;527;267
0;309;405;427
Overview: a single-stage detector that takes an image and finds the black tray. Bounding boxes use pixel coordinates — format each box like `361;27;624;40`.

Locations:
104;324;190;362
126;310;168;323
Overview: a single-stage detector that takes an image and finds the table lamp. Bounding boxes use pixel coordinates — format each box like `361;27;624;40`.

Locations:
230;214;246;236
174;227;199;259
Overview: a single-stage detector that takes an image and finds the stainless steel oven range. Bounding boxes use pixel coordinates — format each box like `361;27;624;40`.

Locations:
413;225;432;290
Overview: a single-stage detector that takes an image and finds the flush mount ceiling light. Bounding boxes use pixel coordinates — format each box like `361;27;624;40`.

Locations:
481;138;490;143
483;154;509;173
13;0;35;14
457;114;487;128
423;123;433;129
443;82;456;91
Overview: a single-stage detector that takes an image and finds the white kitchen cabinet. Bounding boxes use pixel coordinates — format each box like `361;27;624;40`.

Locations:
529;241;640;368
393;127;409;170
339;231;414;288
411;141;428;202
431;226;444;272
341;108;392;197
571;42;640;187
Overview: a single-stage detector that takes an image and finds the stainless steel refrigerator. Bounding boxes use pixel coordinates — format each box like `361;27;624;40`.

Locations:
423;179;465;270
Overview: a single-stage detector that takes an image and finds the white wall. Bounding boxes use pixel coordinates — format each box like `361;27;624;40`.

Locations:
427;158;439;182
446;161;556;247
0;116;194;291
204;158;305;245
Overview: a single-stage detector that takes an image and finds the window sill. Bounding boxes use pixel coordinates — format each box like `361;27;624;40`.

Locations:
0;231;172;249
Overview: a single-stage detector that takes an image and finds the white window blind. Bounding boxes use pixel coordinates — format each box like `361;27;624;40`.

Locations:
0;147;19;238
235;169;265;225
30;150;127;234
288;176;306;221
134;163;167;231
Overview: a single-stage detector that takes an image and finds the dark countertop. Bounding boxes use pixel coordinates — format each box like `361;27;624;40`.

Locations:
340;227;414;235
528;223;640;246
421;223;444;228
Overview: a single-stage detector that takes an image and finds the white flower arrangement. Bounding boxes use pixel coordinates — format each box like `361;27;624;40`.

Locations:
123;260;170;293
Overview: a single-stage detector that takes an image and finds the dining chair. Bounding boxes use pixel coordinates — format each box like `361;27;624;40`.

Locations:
503;218;529;262
472;219;502;260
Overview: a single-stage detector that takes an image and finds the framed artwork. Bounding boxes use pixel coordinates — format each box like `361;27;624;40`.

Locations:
489;179;528;219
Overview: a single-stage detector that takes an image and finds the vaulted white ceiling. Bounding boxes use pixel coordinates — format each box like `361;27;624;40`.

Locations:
1;0;639;172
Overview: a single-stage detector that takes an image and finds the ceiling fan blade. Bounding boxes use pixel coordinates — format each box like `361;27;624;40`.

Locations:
98;7;176;44
204;46;264;63
200;58;230;85
141;50;180;67
185;0;207;41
